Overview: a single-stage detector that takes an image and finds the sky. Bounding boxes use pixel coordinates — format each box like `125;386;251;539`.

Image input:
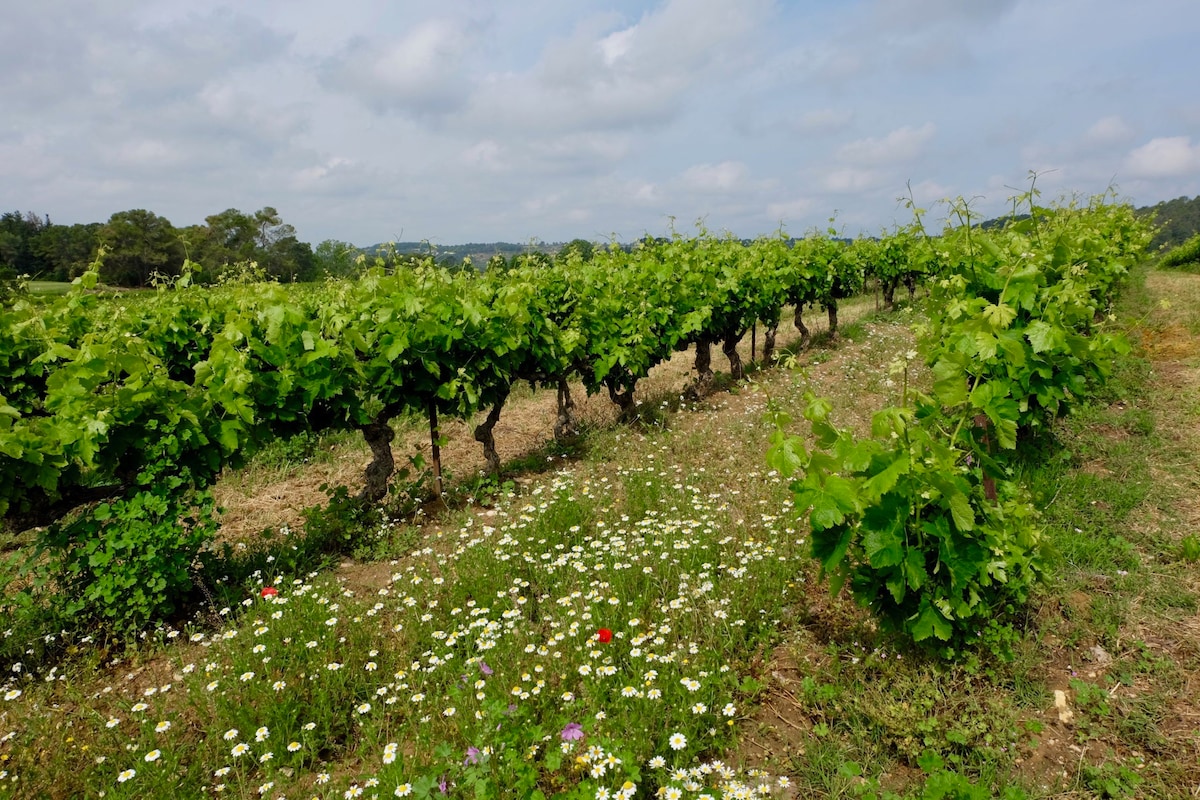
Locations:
3;0;1199;246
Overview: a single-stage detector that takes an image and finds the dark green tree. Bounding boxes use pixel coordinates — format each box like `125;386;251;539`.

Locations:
97;209;184;287
0;211;49;276
189;208;258;276
313;239;361;278
557;238;595;263
33;223;101;281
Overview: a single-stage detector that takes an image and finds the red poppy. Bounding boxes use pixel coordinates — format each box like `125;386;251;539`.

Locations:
260;587;279;598
596;628;613;643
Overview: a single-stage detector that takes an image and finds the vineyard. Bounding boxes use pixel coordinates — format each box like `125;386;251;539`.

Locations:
3;191;1198;798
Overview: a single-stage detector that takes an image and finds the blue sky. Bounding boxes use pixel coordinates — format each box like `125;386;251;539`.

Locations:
2;0;1198;245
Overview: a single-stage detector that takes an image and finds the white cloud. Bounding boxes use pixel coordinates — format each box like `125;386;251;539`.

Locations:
320;19;475;114
1085;116;1135;146
1125;137;1200;178
462;0;772;135
598;27;636;67
681;161;749;192
540;134;632;166
823;168;883;193
836;124;936;166
630;181;661;204
461;140;506;172
195;82;310;147
111;139;182;168
791;109;855;135
766;198;815;222
905;180;953;207
290;157;360;192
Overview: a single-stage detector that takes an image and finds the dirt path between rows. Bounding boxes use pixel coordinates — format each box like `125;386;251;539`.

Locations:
213;299;882;541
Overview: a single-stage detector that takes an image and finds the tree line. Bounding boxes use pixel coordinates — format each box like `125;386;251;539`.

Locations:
0;207;364;288
0;205;599;292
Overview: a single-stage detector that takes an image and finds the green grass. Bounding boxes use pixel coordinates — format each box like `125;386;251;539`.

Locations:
25;280;72;295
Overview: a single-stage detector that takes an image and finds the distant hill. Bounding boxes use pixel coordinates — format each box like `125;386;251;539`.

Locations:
975;196;1199;254
358;197;1200;265
1135;196;1200;251
364;241;551;265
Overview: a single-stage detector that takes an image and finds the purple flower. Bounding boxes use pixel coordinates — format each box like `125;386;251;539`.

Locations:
560;722;584;741
439;776;448;794
479;660;493;676
464;747;481;765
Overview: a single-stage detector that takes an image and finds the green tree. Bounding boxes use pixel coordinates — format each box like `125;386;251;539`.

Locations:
33;222;101;281
313;239;361;277
97;209;183;287
252;206;313;281
557;238;595;263
0;211;49;276
190;207;257;276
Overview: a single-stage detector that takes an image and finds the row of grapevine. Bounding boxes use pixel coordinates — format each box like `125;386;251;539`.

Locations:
0;225;929;629
769;191;1153;645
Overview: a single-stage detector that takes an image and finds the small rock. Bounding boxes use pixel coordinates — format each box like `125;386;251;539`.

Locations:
1054;689;1074;724
1090;644;1112;665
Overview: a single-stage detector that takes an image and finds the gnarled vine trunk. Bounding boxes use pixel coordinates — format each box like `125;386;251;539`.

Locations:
722;331;744;381
827;301;839;339
882;279;897;310
794;305;811;350
359;414;396;504
473;388;509;477
692;339;714;398
762;324;778;366
554;377;577;441
607;379;637;422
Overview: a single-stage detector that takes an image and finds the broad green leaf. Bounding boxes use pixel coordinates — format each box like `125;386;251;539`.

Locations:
863;453;909;499
904;546;927;589
947;492;975;532
911;599;953;642
931;358;968;406
766;433;807;476
809;475;860;529
982;302;1016;331
862;496;906;568
1025;320;1063;353
811;525;854;575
